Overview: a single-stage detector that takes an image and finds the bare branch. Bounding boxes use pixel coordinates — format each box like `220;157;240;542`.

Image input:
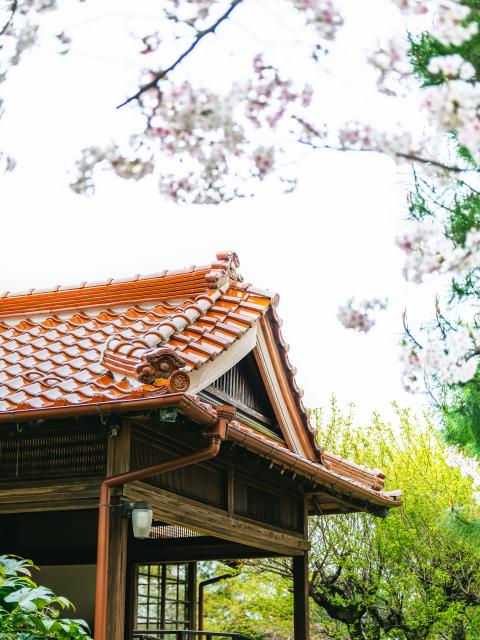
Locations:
0;0;17;38
117;0;245;109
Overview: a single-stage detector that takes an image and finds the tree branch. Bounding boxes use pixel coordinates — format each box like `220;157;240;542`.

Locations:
0;0;17;38
293;115;476;175
117;0;245;109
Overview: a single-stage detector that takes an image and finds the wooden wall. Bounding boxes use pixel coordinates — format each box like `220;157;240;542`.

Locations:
130;419;305;535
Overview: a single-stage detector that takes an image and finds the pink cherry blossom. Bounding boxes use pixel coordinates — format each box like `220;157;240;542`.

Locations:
337;298;388;333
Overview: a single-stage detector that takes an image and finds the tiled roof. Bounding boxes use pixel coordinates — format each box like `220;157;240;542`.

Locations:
0;253;277;413
0;252;400;509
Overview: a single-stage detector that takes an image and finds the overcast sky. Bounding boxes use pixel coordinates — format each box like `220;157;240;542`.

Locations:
0;0;435;423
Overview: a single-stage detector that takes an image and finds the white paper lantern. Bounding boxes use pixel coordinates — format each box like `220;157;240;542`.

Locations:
131;501;153;539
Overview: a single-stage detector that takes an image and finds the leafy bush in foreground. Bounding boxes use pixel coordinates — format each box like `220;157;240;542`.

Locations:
0;555;91;639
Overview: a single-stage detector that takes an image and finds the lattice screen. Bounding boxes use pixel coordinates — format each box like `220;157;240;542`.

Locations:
149;523;204;540
135;563;192;633
0;428;107;480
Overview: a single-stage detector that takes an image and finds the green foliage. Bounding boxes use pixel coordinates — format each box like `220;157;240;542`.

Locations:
203;401;480;640
201;567;297;639
410;1;480;87
443;509;480;548
0;555;92;639
442;376;480;457
306;400;480;640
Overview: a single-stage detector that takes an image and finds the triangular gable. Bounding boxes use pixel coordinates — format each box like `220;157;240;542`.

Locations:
199;351;286;445
192;311;318;462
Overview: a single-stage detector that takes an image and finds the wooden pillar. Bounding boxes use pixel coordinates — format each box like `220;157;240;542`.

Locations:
188;561;197;629
105;421;131;640
292;553;310;640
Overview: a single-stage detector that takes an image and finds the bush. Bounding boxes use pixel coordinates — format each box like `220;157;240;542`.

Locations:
0;555;92;639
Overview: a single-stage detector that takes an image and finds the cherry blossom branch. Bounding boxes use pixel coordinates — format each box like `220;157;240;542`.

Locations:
117;0;245;109
0;0;18;38
302;138;474;174
294;116;476;174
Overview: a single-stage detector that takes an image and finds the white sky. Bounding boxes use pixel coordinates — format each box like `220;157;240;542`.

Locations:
0;0;437;423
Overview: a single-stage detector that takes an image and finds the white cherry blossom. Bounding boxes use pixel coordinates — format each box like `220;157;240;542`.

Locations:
391;0;428;15
396;221;450;283
428;54;476;80
422;327;479;384
431;1;478;47
368;36;412;96
337;298;388;333
291;0;344;40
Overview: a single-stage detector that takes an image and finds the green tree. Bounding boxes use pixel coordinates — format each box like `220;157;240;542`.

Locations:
0;555;91;639
305;401;480;640
206;401;480;640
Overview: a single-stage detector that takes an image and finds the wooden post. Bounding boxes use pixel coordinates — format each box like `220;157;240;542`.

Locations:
188;562;197;629
105;421;131;640
292;553;310;640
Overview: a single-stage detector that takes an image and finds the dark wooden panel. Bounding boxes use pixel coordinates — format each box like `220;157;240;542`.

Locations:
0;509;99;563
125;482;308;556
0;427;107;481
131;419;304;496
129;536;284;562
234;479;303;532
207;352;282;438
131;436;225;509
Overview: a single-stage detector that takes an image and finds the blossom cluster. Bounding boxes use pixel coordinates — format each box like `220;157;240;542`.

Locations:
431;1;478;47
423;326;479;384
428;54;476;81
391;0;428;15
72;50;317;203
162;0;217;25
367;36;412;96
396;222;480;284
291;0;343;40
70;142;154;195
401;326;480;389
422;79;480;162
400;344;424;392
337;298;388;333
338;121;415;162
363;2;480;170
396;221;449;283
246;54;313;129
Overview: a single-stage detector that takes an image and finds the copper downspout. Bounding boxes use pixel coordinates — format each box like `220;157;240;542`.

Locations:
93;405;235;640
198;568;239;635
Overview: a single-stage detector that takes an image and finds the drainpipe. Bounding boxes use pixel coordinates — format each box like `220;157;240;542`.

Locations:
93;405;235;640
198;569;239;635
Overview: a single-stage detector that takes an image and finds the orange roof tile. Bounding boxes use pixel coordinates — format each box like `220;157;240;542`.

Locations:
0;251;400;510
0;253;274;413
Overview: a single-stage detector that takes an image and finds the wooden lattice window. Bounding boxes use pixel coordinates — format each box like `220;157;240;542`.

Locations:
135;563;192;632
0;428;107;480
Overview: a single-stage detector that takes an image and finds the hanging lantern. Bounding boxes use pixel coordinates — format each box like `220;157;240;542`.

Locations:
131;501;153;539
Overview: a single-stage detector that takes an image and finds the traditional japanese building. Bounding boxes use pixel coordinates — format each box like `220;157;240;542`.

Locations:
0;252;401;640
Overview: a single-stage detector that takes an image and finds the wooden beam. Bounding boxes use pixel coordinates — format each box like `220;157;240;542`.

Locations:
293;553;310;640
106;421;131;640
128;536;285;563
0;478;101;513
124;481;308;556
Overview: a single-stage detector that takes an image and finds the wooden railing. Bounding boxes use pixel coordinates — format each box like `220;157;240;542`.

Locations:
132;631;254;640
